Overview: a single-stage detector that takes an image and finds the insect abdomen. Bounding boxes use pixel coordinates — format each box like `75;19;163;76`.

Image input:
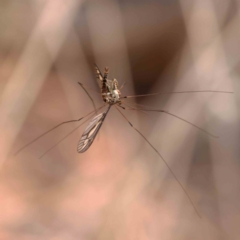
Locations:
101;67;109;102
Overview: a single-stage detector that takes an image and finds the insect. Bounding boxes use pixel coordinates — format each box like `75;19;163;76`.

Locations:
15;64;233;217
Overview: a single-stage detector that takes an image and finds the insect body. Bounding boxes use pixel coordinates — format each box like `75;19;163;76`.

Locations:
99;66;121;104
15;64;233;217
77;66;122;153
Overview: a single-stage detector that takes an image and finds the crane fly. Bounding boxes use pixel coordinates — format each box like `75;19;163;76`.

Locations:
15;63;233;217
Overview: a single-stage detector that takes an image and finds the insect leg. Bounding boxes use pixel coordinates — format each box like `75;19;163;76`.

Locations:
121;102;218;138
114;105;201;218
39;112;96;159
121;90;233;99
14;104;106;155
77;82;99;115
77;82;101;95
118;102;150;116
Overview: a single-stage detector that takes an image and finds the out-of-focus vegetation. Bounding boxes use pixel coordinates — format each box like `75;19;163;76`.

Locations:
0;0;239;239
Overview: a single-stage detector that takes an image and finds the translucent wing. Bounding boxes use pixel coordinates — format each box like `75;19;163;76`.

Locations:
77;112;105;153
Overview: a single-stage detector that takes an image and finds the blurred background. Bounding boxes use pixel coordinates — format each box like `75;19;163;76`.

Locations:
0;0;239;239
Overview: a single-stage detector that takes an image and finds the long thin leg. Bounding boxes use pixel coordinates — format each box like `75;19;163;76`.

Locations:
121;90;233;99
121;102;218;138
118;102;150;116
77;82;98;115
14;104;106;155
39;112;95;159
78;82;101;95
114;105;201;218
122;100;159;110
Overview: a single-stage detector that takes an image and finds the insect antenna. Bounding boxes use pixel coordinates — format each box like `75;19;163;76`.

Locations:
121;102;218;138
39;112;96;159
121;90;233;99
114;105;201;218
14;104;107;155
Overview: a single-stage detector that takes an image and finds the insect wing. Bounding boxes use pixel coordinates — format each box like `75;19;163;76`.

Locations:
77;113;105;153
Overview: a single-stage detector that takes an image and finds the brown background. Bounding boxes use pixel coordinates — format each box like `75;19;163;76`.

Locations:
0;0;239;239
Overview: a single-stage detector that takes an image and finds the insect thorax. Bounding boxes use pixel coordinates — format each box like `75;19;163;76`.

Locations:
102;78;121;104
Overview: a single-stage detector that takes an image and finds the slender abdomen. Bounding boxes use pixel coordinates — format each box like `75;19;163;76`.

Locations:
102;67;109;102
